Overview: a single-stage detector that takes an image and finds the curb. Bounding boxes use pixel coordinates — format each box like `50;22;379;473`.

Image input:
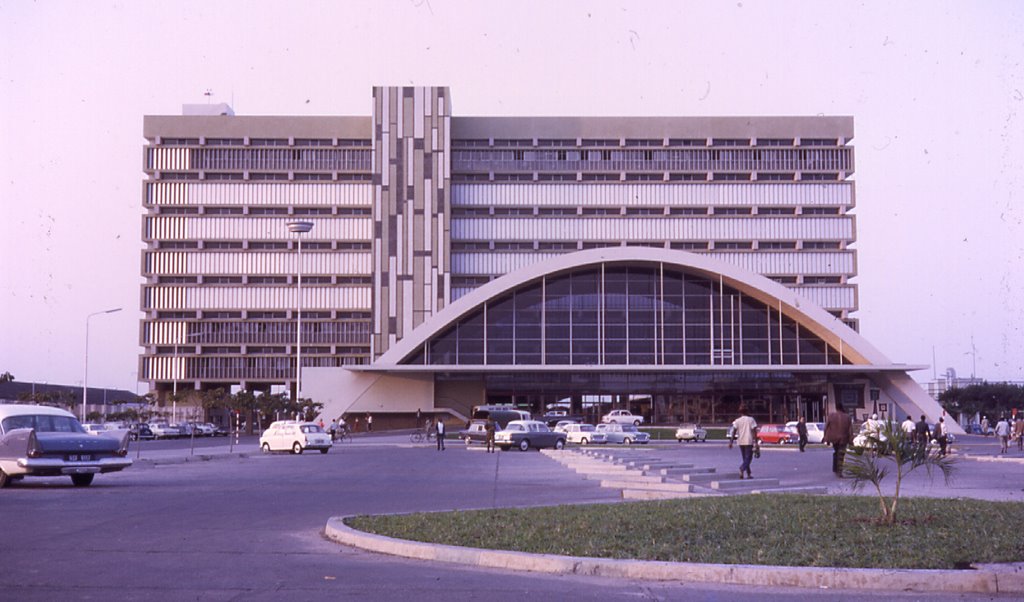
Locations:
132;451;250;467
324;515;1024;594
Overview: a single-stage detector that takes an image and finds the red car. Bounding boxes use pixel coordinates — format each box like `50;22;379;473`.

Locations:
757;423;798;445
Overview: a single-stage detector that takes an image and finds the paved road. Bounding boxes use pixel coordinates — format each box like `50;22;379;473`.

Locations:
2;435;1021;601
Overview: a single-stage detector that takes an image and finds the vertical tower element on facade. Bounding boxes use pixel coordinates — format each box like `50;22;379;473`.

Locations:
372;87;452;358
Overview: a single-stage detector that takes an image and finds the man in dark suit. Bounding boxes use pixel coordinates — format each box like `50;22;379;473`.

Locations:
823;404;854;476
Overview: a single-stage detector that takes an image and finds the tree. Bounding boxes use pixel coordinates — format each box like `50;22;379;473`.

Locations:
843;421;956;525
939;382;1024;419
0;371;14;383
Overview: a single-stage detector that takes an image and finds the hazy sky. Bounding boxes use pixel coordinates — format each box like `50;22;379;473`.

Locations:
1;0;1021;392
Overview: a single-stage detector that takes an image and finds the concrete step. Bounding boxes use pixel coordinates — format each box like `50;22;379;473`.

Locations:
680;472;720;483
629;462;695;470
656;466;715;477
622;489;718;500
750;486;829;495
600;480;695;493
711;477;780;490
585;473;665;483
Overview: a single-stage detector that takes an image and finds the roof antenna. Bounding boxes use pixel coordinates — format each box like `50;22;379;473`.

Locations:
204;89;213;104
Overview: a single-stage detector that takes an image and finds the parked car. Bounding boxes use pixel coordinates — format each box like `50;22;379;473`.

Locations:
259;421;332;454
82;423;110;436
148;423;179;439
675;423;707;442
785;421;826;444
458;420;492;445
552;420;579;433
596;423;650;445
561;423;607;445
190;422;215;436
494;420;566;451
757;424;798;445
0;404;132;487
601;410;644;426
128;423;154;441
212;424;230;437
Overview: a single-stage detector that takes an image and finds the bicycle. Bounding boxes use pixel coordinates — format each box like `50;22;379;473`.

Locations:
334;429;352;443
410;429;436;443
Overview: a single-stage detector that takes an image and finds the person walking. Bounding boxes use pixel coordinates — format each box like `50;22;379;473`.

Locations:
727;405;758;479
435;418;446;451
823;404;854;477
329;418;338;442
981;416;990;436
1014;417;1024;451
914;414;930;446
366;414;373;432
994;416;1011;454
933;416;948;457
484;418;496;453
901;415;916;439
796;416;809;452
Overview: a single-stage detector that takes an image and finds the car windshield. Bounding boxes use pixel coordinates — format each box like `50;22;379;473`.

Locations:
2;414;87;434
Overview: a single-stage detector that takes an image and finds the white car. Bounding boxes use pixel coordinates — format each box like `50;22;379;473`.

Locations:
785;421;825;444
148;423;180;439
601;410;644;426
82;423;110;436
259;421;332;454
562;423;607;445
596;423;650;444
190;422;215;436
552;420;579;433
675;423;707;442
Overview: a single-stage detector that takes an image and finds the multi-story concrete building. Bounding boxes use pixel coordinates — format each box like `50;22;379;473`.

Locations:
140;86;948;430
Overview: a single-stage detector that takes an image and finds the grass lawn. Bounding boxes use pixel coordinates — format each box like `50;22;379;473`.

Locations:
346;495;1024;569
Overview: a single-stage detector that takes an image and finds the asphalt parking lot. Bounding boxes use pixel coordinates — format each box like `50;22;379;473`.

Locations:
1;434;1021;601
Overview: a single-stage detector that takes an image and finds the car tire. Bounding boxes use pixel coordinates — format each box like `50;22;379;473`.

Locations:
677;438;683;442
320;448;329;454
633;420;641;426
623;437;632;445
580;437;589;445
292;442;303;455
554;439;565;450
0;468;8;488
71;474;94;487
261;442;271;453
500;446;510;451
518;439;530;452
464;436;472;445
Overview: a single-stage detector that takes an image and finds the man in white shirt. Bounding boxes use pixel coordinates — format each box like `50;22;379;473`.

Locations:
994;416;1011;454
901;416;916;439
728;405;758;479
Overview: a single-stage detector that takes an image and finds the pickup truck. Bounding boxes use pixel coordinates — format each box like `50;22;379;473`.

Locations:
600;410;644;426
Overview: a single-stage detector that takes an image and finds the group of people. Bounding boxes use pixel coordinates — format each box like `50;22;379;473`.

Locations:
728;404;960;480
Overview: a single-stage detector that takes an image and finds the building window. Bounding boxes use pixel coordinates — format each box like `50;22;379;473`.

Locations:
536;207;578;216
204;207;244;215
248;241;288;249
205;172;244;181
757;172;795;181
712;138;749;146
337;207;372;215
205;138;243;146
157;276;198;284
802;173;839;181
452;242;491;251
301;242;333;250
756;138;794;147
803;241;842;249
159;241;199;249
625;207;664;215
758;241;797;249
668;207;708;215
250;173;289;181
250;138;289;147
248;276;288;284
758;207;796;215
769;276;798;284
249;208;289;216
293;207;333;215
492;207;534;215
537;242;578;250
204;241;243;250
582;241;618;249
337;276;372;284
337;242;371;250
204;276;243;284
493;242;535;250
802;207;841;215
581;207;620;215
160;207;199;215
713;173;751;181
713;207;752;215
804;276;842;284
670;241;709;250
800;138;838;146
714;241;753;250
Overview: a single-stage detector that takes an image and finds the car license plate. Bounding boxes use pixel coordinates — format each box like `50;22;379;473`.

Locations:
68;454;93;461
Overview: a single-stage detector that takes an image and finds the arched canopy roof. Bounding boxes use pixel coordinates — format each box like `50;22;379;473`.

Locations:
373;247;909;372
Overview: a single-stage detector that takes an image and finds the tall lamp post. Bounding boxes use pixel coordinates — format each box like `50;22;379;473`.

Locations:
287;221;314;403
83;307;123;422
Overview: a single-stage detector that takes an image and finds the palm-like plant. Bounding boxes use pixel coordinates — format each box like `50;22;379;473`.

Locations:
843;420;957;525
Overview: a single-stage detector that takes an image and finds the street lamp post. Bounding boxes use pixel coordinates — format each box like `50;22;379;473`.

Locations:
287;221;314;402
83;307;123;422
